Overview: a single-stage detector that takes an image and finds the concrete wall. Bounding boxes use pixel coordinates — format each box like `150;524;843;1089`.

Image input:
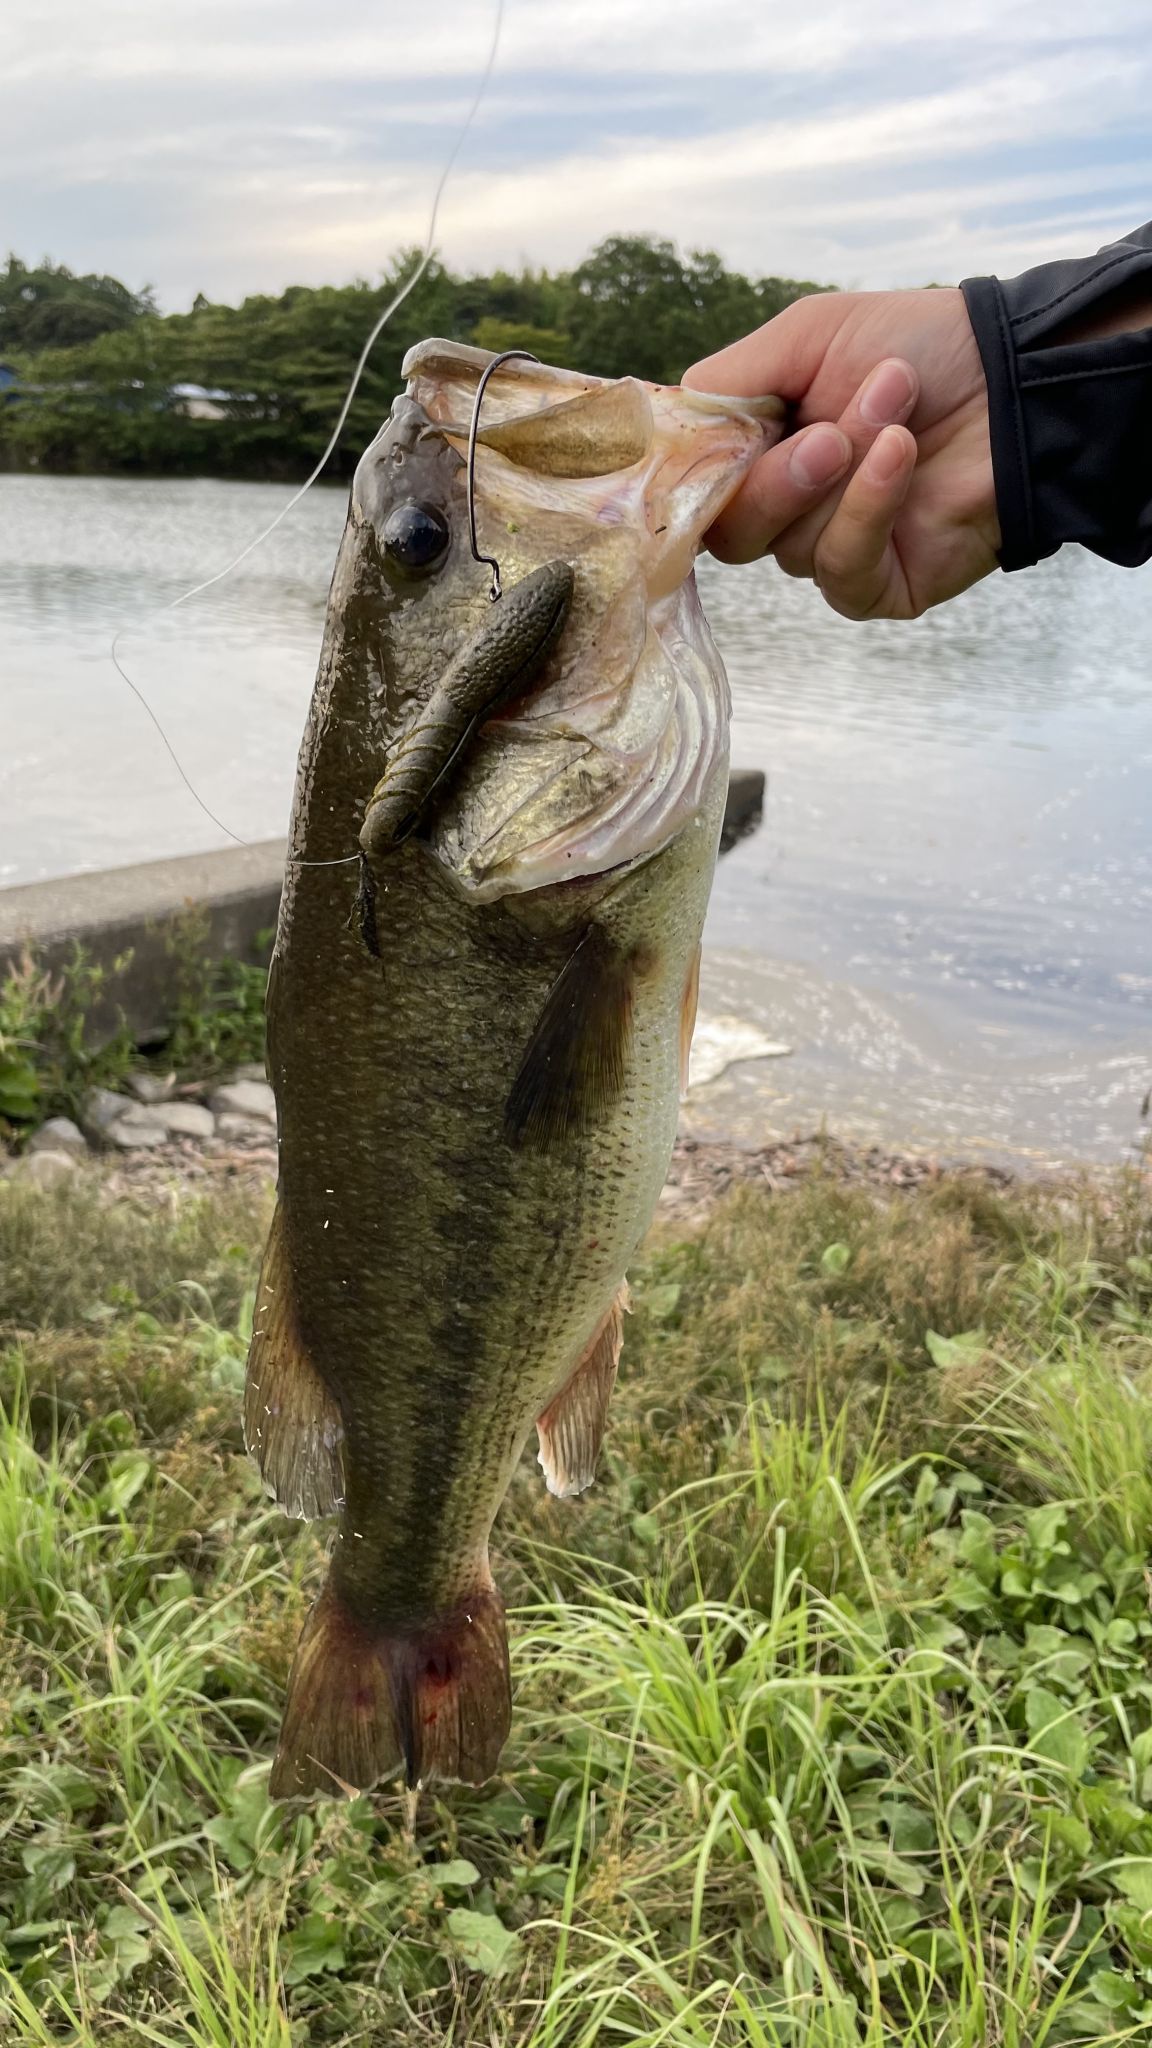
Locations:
0;840;285;1043
0;769;765;1044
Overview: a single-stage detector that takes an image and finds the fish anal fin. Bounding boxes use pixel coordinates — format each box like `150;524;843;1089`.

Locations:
680;942;701;1095
505;929;636;1150
243;1205;345;1521
537;1281;630;1499
269;1574;510;1799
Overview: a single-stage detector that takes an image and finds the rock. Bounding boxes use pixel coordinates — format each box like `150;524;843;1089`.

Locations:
9;1148;80;1187
688;1015;792;1090
155;1102;216;1141
720;768;766;854
214;1112;277;1144
127;1071;177;1105
81;1087;137;1136
106;1113;170;1150
208;1080;276;1123
26;1116;87;1157
230;1062;268;1084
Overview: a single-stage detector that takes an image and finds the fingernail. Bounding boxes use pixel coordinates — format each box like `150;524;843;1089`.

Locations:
859;358;916;427
863;426;910;483
788;424;849;489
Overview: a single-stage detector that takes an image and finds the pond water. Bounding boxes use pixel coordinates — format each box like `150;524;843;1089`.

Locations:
2;472;1150;1169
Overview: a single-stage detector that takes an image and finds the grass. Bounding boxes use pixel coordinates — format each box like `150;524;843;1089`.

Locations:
2;1163;1152;2042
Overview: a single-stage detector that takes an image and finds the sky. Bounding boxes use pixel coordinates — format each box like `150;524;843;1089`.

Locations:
5;0;1151;310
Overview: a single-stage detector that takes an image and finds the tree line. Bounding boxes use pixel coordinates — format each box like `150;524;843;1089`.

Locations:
0;237;830;480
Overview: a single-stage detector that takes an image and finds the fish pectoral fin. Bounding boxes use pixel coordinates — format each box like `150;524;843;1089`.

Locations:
243;1204;346;1521
269;1574;510;1799
536;1281;630;1499
505;927;635;1149
680;942;701;1096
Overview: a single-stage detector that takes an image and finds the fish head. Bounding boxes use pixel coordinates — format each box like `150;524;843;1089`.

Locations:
351;343;785;900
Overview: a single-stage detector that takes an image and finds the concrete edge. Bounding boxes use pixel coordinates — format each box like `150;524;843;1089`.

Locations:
0;770;766;1042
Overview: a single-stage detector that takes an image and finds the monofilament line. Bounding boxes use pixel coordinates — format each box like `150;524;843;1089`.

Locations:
108;0;506;854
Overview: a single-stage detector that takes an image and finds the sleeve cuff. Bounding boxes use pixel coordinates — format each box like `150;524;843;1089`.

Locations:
960;274;1042;572
961;223;1152;572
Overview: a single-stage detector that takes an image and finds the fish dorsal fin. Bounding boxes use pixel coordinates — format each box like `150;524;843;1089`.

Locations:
243;1204;346;1520
477;379;653;478
536;1281;630;1498
505;927;635;1149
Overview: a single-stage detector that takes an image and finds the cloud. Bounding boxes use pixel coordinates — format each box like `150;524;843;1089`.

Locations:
2;0;1149;305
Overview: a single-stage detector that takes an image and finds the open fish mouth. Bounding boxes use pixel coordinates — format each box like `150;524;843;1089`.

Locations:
392;340;784;902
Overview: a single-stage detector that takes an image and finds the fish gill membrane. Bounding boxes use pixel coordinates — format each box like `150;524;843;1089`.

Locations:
248;344;785;1800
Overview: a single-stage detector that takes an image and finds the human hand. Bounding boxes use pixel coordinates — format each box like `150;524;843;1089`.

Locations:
683;288;999;619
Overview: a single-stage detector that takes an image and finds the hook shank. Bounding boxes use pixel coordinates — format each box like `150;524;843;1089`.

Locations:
466;348;540;601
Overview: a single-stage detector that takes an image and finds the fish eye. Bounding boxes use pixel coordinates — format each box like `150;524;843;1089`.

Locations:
380;499;451;576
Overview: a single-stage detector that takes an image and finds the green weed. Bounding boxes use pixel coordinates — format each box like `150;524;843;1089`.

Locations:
0;948;135;1132
2;1165;1152;2042
160;909;271;1079
0;913;271;1144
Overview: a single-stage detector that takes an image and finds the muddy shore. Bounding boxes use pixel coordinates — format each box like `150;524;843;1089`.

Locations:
68;1122;1028;1225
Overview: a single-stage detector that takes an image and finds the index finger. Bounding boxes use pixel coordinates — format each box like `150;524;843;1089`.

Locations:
701;422;852;564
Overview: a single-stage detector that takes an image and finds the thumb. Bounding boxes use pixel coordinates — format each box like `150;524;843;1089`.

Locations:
682;294;843;405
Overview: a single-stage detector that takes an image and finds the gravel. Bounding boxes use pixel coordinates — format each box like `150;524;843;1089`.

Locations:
155;1102;216;1140
26;1116;87;1156
81;1087;138;1136
208;1080;277;1123
126;1071;177;1104
214;1111;277;1144
106;1113;171;1150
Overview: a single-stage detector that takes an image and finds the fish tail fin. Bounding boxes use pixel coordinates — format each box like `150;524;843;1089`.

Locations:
269;1571;511;1800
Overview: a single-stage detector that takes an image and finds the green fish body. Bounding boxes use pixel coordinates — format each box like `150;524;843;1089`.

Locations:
245;342;781;1796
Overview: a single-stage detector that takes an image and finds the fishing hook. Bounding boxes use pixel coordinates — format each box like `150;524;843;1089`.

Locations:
466;349;539;601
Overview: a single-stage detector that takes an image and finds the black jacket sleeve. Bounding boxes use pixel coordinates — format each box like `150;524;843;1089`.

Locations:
960;223;1152;571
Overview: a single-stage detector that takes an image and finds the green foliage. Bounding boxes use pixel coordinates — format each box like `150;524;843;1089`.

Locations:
0;235;831;480
4;1164;1152;2039
471;318;574;366
161;910;271;1078
566;233;829;389
0;254;154;353
0;948;134;1132
0;918;270;1142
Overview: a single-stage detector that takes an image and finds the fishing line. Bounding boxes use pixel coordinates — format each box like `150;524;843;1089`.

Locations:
108;0;507;865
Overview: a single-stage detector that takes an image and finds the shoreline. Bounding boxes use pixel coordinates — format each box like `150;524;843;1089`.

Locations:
8;1118;1102;1224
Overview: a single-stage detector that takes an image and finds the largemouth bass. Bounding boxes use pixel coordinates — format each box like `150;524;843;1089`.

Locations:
246;342;783;1797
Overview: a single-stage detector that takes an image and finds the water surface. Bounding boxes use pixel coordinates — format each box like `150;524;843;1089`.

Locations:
2;473;1149;1168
